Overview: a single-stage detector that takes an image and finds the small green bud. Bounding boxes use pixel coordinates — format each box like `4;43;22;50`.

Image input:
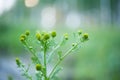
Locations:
16;58;21;67
43;33;50;41
20;34;26;38
25;30;30;36
20;37;25;42
83;33;88;39
82;33;89;41
72;43;76;46
36;64;42;71
51;31;56;38
78;30;82;35
64;33;68;40
36;33;41;41
65;36;68;40
20;34;26;42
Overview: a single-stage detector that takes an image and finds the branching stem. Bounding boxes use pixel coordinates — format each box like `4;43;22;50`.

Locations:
48;41;80;79
24;41;41;64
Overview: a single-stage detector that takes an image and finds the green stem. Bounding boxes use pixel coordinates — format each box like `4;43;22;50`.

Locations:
47;44;60;63
47;37;65;63
61;44;77;59
48;60;61;78
48;42;79;79
21;64;32;80
24;41;41;64
44;42;48;80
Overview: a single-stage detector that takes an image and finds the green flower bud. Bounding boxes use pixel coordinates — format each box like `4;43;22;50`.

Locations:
82;33;89;41
43;33;50;41
36;33;41;41
64;33;68;40
65;36;68;40
36;64;42;71
78;30;82;35
16;58;21;67
72;43;76;46
83;33;88;39
20;34;26;42
20;34;26;39
51;31;56;38
20;37;25;42
25;30;30;36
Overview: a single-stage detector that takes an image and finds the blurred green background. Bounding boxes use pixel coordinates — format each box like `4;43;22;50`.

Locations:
0;0;120;80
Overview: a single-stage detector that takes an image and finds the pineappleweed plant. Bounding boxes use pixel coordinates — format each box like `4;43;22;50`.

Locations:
16;30;89;80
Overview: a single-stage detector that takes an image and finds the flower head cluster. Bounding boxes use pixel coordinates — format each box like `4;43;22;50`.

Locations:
20;34;26;42
17;29;89;80
20;30;30;43
35;31;57;42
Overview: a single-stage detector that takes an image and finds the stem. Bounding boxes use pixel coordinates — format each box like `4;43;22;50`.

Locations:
44;42;48;80
48;42;79;79
47;37;65;63
21;64;32;80
48;60;61;78
24;41;41;64
44;51;47;80
47;44;60;63
61;44;77;59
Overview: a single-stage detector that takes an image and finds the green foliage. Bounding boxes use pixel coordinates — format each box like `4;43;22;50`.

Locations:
16;30;89;80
